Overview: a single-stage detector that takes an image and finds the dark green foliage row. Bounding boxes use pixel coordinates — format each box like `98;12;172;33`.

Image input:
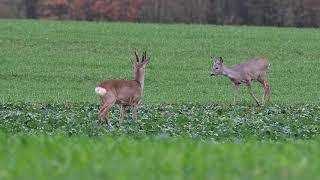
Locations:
1;102;319;142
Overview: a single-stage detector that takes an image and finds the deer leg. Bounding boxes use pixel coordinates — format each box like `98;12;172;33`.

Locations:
97;98;105;125
98;98;111;126
264;80;271;102
246;81;261;106
99;97;105;109
258;79;271;104
233;83;241;105
104;111;110;126
98;95;116;127
258;80;266;105
261;80;270;104
119;104;125;126
98;103;108;127
132;105;138;122
99;102;114;127
97;116;103;127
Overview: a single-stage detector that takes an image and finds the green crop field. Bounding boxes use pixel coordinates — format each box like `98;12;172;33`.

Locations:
1;19;320;104
1;134;319;180
1;19;320;179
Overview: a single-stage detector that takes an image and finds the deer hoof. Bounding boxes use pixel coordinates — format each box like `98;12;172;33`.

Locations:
97;120;102;126
106;122;111;127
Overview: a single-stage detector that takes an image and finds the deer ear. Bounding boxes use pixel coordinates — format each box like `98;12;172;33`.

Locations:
219;57;224;63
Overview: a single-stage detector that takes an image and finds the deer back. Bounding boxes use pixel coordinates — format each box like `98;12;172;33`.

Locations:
231;58;269;80
98;80;142;104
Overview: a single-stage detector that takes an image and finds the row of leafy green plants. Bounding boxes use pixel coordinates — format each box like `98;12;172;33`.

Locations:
1;102;319;142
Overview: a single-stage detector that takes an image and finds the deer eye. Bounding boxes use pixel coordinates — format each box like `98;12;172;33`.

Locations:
215;67;219;70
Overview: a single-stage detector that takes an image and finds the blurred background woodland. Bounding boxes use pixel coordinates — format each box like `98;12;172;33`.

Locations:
0;0;320;27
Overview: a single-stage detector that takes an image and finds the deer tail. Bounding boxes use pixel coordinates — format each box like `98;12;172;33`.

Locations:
95;87;107;97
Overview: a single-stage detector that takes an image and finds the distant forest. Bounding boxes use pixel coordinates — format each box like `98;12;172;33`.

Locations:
1;0;320;27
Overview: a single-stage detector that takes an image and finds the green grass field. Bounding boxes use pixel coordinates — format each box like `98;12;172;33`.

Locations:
1;19;320;104
1;19;320;179
1;134;319;180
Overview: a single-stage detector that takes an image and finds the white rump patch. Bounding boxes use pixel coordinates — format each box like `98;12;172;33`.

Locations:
95;87;107;96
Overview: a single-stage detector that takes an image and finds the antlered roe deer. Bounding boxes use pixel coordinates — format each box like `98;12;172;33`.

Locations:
210;57;270;106
95;51;149;126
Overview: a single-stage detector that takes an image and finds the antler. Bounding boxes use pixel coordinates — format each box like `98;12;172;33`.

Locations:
142;51;147;62
134;51;140;62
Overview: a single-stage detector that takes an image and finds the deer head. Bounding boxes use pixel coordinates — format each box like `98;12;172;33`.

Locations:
131;51;149;90
132;51;149;75
210;57;224;76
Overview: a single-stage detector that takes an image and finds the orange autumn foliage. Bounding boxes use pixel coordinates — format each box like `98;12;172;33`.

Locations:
38;0;144;21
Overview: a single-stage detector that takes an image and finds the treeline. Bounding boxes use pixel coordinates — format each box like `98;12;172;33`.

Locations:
0;0;143;21
1;0;320;27
144;0;320;27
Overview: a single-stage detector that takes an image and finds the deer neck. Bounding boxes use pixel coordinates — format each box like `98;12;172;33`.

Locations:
135;69;145;93
222;67;240;81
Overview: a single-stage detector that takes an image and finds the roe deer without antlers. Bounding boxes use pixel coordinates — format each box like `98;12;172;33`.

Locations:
95;51;149;126
210;57;270;106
